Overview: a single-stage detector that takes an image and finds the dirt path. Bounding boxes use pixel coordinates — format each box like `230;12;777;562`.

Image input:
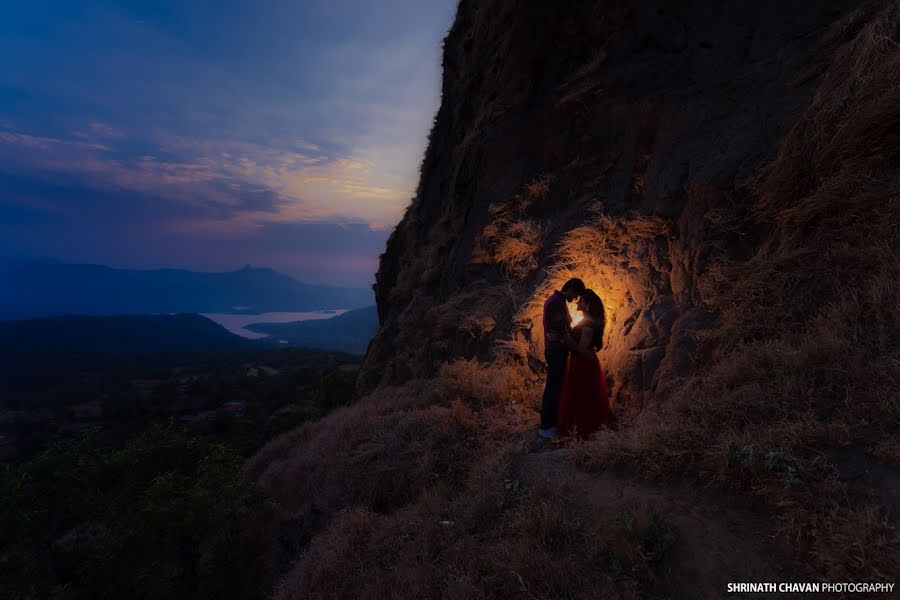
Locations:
512;445;807;599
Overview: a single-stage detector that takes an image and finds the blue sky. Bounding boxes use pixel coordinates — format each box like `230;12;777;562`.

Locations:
0;0;456;286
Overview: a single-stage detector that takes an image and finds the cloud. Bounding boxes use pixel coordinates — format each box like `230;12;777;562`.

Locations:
0;131;109;152
0;124;418;227
87;121;122;138
0;0;457;284
0;172;391;285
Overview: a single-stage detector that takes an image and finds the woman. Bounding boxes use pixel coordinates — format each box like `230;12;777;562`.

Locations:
557;289;611;439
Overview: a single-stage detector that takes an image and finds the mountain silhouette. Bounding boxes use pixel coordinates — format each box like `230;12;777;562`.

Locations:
0;262;374;319
0;313;251;356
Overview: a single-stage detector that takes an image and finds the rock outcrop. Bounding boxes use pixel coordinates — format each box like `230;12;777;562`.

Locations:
257;3;900;595
362;0;863;407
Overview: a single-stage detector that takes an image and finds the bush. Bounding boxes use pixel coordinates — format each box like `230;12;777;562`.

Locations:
0;425;275;600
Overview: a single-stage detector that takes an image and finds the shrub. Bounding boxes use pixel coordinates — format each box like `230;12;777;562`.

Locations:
0;425;274;600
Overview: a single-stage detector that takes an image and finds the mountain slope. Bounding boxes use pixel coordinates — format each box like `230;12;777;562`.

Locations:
0;313;252;355
362;0;868;395
249;306;378;354
251;1;900;597
0;263;374;319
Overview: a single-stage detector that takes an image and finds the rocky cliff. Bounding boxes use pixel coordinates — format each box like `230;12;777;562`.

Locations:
363;0;870;406
254;2;900;596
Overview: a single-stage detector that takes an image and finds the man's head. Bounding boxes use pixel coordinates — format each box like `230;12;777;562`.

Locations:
560;278;585;301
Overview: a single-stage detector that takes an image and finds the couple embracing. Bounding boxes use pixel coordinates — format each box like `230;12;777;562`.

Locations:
538;278;612;440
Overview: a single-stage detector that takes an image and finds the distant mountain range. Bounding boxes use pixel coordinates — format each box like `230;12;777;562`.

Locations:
0;262;374;319
0;313;251;357
251;306;378;354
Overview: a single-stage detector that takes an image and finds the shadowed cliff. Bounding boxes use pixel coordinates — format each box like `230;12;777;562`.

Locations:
251;2;900;597
363;0;878;405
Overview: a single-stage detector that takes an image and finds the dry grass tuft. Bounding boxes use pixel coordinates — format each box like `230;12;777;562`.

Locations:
493;331;532;364
478;215;543;278
425;283;512;346
796;504;900;582
524;174;553;203
245;380;481;517
493;221;542;277
438;357;539;407
571;51;608;81
873;438;900;470
471;180;552;278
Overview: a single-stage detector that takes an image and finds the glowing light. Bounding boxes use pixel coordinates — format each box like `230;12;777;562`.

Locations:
568;302;584;326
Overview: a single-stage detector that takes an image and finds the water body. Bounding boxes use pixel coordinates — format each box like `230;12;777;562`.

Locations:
203;310;348;339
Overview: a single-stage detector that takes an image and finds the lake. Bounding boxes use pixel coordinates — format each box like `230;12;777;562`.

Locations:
202;310;348;339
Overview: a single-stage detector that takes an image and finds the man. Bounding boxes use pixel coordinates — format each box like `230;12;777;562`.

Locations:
539;277;585;439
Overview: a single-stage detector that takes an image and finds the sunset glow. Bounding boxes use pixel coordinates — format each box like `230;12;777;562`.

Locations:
0;0;456;286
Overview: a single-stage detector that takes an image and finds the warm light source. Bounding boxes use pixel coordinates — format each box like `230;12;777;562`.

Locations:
568;302;584;326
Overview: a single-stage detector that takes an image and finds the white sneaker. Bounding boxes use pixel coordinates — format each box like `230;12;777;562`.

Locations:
538;427;557;439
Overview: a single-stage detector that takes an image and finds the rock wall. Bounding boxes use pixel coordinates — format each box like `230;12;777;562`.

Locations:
361;0;866;405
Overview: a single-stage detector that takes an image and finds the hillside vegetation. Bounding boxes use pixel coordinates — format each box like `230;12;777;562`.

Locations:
0;349;361;599
250;1;900;598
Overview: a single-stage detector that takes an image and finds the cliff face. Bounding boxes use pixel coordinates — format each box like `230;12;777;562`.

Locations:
255;2;900;595
362;0;859;404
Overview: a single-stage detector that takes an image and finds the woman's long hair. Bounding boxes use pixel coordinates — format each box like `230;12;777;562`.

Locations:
580;289;606;351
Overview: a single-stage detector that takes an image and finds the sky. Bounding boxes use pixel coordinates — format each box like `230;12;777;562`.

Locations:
0;0;457;287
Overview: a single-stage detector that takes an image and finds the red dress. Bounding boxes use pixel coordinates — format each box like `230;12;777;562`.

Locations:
558;322;611;439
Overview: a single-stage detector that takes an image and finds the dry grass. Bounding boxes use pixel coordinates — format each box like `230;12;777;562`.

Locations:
556;50;608;110
799;503;898;582
514;212;672;407
254;4;900;595
479;215;543;278
273;467;670;600
571;2;900;580
517;213;671;340
245;380;482;517
493;221;542;277
439;356;539;407
471;181;550;278
873;438;900;469
524;174;553;203
425;283;512;345
494;331;532;364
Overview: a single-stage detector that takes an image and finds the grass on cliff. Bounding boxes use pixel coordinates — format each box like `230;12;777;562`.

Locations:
471;177;550;278
514;207;672;409
249;3;900;595
255;361;671;600
571;2;900;580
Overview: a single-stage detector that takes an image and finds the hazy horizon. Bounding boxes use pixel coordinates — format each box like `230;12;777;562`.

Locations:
1;255;379;288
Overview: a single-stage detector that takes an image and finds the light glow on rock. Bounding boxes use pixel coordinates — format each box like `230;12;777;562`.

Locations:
568;302;584;326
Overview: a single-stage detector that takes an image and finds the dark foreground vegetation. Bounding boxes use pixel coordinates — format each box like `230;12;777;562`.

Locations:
0;347;360;599
1;426;272;600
